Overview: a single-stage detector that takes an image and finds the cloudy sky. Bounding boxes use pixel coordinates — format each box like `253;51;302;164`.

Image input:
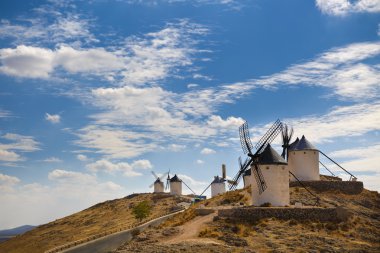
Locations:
0;0;379;229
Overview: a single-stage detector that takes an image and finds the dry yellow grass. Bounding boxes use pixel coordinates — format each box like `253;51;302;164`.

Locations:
0;193;184;253
116;187;380;252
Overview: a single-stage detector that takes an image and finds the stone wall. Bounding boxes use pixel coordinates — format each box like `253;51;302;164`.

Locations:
290;181;363;194
218;206;351;223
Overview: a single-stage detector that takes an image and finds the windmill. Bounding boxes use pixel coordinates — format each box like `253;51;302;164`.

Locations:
165;169;171;191
150;170;169;193
281;123;294;159
229;119;283;193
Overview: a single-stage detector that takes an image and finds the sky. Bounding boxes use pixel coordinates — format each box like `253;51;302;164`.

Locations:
0;0;379;229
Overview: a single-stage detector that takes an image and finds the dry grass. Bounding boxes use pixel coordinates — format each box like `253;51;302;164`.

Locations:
0;193;182;253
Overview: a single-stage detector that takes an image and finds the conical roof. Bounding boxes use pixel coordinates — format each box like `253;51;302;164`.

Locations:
244;169;251;176
170;174;181;182
258;144;287;165
211;176;225;184
154;178;162;184
294;135;317;151
288;137;299;151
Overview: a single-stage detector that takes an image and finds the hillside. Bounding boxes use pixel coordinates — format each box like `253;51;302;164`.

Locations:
114;187;380;252
0;193;189;253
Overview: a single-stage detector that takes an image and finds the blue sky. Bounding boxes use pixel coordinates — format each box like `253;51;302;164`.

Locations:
0;0;379;229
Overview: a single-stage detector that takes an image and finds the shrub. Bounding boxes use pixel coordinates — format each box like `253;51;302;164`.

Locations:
132;201;152;221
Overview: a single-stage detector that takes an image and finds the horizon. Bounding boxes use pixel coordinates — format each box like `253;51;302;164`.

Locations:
0;0;379;230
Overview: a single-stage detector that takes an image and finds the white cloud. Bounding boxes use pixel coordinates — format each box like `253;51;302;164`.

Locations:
207;115;244;129
0;133;40;162
285;102;380;144
48;169;96;184
196;159;204;164
168;144;186;152
43;157;62;163
45;113;61;124
0;20;208;84
187;83;199;88
328;144;380;173
201;147;216;154
76;154;88;161
0;109;12;118
75;125;157;159
316;0;380;16
0;3;97;46
86;159;152;177
0;149;22;162
131;159;153;170
253;41;380;100
0;45;55;78
0;173;20;185
0;173;20;192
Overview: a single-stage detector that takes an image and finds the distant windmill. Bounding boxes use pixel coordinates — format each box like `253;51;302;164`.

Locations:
149;170;169;193
281;123;294;159
229;119;283;194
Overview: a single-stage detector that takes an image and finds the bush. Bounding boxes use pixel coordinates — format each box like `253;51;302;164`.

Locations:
132;201;152;221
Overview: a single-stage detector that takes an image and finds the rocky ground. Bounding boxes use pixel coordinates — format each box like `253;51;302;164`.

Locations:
115;187;380;253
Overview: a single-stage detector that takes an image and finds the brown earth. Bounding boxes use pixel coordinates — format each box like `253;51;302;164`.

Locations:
115;187;380;253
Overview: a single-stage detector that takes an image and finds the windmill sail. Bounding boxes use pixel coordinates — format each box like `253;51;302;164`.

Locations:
230;119;282;192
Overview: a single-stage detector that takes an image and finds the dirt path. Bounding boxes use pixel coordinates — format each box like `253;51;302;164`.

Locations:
163;213;218;245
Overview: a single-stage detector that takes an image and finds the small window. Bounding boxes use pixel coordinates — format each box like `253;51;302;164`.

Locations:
314;151;316;154
304;151;306;154
282;166;285;170
266;167;270;170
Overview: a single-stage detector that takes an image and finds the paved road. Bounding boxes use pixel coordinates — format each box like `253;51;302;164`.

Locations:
62;211;184;253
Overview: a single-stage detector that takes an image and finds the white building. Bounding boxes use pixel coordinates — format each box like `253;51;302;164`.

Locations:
153;178;164;193
169;174;182;195
243;169;251;188
251;144;289;207
211;176;226;197
288;135;320;181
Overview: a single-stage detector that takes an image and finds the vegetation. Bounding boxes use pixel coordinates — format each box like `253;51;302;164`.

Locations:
132;201;152;221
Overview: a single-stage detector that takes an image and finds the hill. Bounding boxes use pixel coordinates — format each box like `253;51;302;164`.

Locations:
114;187;380;252
0;193;190;253
0;225;36;243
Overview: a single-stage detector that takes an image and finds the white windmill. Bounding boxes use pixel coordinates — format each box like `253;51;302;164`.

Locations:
149;170;169;193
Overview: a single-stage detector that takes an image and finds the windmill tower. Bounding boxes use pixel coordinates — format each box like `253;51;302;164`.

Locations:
287;135;319;181
169;174;182;195
149;171;168;193
243;168;251;188
230;119;290;207
211;176;225;197
251;144;289;206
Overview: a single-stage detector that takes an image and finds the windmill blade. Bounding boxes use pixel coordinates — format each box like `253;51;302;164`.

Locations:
281;124;294;159
159;171;169;181
151;171;159;179
255;119;282;155
252;164;267;194
149;182;155;188
239;121;254;155
229;157;252;190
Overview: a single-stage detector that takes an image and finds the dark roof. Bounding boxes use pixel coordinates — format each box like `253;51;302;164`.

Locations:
258;144;287;165
170;174;181;182
244;169;251;176
154;178;162;184
294;135;317;151
288;137;299;151
211;176;225;184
